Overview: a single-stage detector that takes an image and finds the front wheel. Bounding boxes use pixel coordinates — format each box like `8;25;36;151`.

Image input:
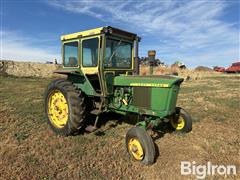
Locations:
170;107;192;133
125;127;156;165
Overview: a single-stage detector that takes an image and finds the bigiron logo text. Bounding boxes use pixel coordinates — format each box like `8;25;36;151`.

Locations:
181;161;237;179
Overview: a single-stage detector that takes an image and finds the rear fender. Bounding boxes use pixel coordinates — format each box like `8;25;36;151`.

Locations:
54;70;98;96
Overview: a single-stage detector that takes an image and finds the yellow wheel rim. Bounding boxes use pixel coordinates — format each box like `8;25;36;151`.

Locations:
48;90;69;128
128;138;144;161
171;116;185;130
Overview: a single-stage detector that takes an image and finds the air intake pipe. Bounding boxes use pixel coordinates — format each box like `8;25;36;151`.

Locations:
134;36;141;75
148;50;156;75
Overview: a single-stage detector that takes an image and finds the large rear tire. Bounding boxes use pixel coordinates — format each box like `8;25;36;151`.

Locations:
44;79;87;136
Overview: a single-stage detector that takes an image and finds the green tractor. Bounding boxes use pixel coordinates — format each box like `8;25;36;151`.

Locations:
44;26;192;165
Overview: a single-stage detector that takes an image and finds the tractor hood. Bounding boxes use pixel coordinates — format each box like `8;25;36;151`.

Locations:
114;75;184;88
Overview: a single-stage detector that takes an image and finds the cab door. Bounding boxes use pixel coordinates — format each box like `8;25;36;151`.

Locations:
80;36;102;94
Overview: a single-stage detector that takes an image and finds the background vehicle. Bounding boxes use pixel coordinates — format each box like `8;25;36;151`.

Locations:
44;26;192;165
226;62;240;73
213;66;225;72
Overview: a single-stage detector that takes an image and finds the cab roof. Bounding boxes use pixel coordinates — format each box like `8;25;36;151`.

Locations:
61;26;137;41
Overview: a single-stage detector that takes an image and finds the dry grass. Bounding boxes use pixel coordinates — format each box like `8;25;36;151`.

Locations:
0;74;240;179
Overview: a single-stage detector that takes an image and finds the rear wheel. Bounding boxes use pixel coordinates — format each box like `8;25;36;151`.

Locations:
170;107;192;133
125;127;156;165
44;79;87;136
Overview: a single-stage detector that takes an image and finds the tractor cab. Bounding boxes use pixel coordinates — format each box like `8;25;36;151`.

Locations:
58;26;139;96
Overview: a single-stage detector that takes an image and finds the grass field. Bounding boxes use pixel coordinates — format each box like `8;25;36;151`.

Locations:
0;74;239;179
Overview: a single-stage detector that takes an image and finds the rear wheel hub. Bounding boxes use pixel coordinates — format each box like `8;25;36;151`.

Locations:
48;90;69;128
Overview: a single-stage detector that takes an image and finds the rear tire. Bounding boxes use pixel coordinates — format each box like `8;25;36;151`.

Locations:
125;127;156;165
44;79;87;136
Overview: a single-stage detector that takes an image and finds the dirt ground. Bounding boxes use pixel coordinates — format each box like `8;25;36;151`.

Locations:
0;74;239;180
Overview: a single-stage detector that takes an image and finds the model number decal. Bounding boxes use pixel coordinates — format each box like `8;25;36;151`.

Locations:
130;83;170;88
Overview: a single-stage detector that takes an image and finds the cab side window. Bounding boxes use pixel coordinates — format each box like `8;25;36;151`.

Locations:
63;41;78;67
82;38;99;67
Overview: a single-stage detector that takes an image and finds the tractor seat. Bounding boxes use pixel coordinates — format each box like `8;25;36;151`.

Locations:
69;57;78;66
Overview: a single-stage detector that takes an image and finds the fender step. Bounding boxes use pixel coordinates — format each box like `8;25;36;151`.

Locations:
90;109;100;115
85;125;97;132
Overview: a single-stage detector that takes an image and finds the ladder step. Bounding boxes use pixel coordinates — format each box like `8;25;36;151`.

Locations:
85;125;97;132
90;109;99;115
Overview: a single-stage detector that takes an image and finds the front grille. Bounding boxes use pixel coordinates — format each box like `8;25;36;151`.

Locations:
132;87;151;108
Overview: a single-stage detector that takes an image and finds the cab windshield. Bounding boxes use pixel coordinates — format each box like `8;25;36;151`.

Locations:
104;37;132;69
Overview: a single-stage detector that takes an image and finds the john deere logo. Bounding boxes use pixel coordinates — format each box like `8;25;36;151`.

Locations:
130;83;169;88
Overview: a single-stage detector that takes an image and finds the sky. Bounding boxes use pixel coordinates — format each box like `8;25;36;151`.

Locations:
0;0;239;67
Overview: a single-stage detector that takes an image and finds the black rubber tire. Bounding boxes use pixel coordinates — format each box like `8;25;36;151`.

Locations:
125;127;156;165
170;107;192;133
44;79;87;136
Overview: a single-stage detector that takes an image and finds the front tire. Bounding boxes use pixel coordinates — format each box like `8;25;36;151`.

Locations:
170;107;192;133
44;79;87;136
125;127;156;165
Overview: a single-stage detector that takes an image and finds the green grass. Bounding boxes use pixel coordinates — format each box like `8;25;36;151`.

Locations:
178;75;240;123
14;131;29;143
0;76;49;121
24;154;40;166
